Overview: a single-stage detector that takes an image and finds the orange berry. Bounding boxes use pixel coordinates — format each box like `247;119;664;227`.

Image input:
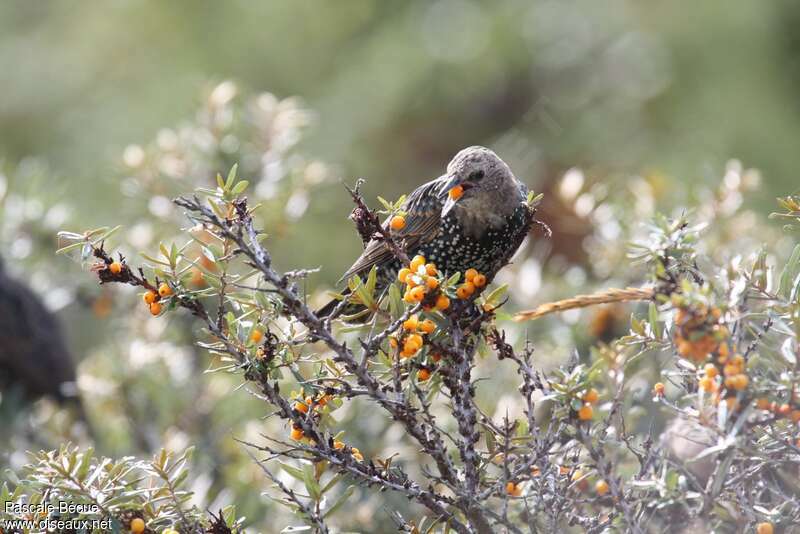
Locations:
158;282;173;298
407;286;426;303
351;447;364;461
699;376;714;392
472;274;486;288
718;342;730;358
109;261;123;274
405;333;424;351
704;364;718;378
333;440;345;450
653;382;666;396
149;302;162;316
403;315;419;331
426;277;440;290
723;364;738;377
130;518;145;534
435;294;450;311
430;352;442;363
389;336;399;349
290;426;304;441
425;263;438;276
417;368;431;381
410;255;426;271
777;403;791;416
732;374;749;390
448;185;464;200
397;268;412;283
790;410;800;423
400;347;417;359
390;215;406;230
755;398;770;410
583;388;599;404
577;404;593;421
294;400;309;414
756;522;774;534
250;329;264;343
457;283;475;299
420;319;437;334
143;290;157;305
505;481;522;497
464;268;478;282
595;479;609;496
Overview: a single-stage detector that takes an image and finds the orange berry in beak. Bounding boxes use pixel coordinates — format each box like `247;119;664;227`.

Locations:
448;185;464;200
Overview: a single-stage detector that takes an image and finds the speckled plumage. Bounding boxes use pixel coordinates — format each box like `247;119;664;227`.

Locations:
319;146;532;317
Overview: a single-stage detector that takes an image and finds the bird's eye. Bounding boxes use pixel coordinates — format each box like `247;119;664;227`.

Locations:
469;170;485;181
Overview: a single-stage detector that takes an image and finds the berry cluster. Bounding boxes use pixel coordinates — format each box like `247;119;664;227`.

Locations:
576;387;600;421
398;255;450;310
456;268;486;300
142;282;173;316
673;304;728;363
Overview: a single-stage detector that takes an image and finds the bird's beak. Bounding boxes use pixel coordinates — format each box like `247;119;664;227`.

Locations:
441;174;462;218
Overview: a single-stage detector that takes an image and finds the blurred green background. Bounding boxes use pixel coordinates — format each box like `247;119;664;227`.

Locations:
1;1;799;531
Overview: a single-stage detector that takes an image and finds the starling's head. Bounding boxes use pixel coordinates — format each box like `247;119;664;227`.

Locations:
440;146;521;220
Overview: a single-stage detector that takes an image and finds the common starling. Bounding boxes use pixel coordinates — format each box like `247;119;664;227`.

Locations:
0;254;79;403
318;146;532;317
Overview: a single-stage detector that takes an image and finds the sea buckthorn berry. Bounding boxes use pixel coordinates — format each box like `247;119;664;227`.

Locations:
435;294;450;311
397;268;412;283
390;215;406;230
351;447;364;461
130;518;145;534
583;388;599;404
425;263;438;276
755;398;770;410
143;290;157;305
457;283;475;299
577;404;593;421
464;268;478;282
430;352;442;363
704;364;718;378
777;403;792;416
448;185;464;200
756;523;773;534
290;426;304;441
406;333;424;350
653;382;666;396
472;274;487;288
505;481;522;497
400;347;417;359
417;368;431;381
790;410;800;423
410;255;426;271
149;302;162;316
294;400;309;414
426;277;439;290
698;376;714;392
595;479;609;496
403;315;419;331
406;286;426;302
158;282;173;298
333;440;345;450
420;319;437;334
250;329;264;343
731;374;748;390
389;336;399;349
723;364;738;377
109;261;123;274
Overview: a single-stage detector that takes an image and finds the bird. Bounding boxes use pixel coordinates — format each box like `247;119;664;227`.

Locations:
318;146;532;318
0;253;80;404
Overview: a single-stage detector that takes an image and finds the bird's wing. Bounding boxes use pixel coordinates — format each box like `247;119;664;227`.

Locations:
339;177;447;282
